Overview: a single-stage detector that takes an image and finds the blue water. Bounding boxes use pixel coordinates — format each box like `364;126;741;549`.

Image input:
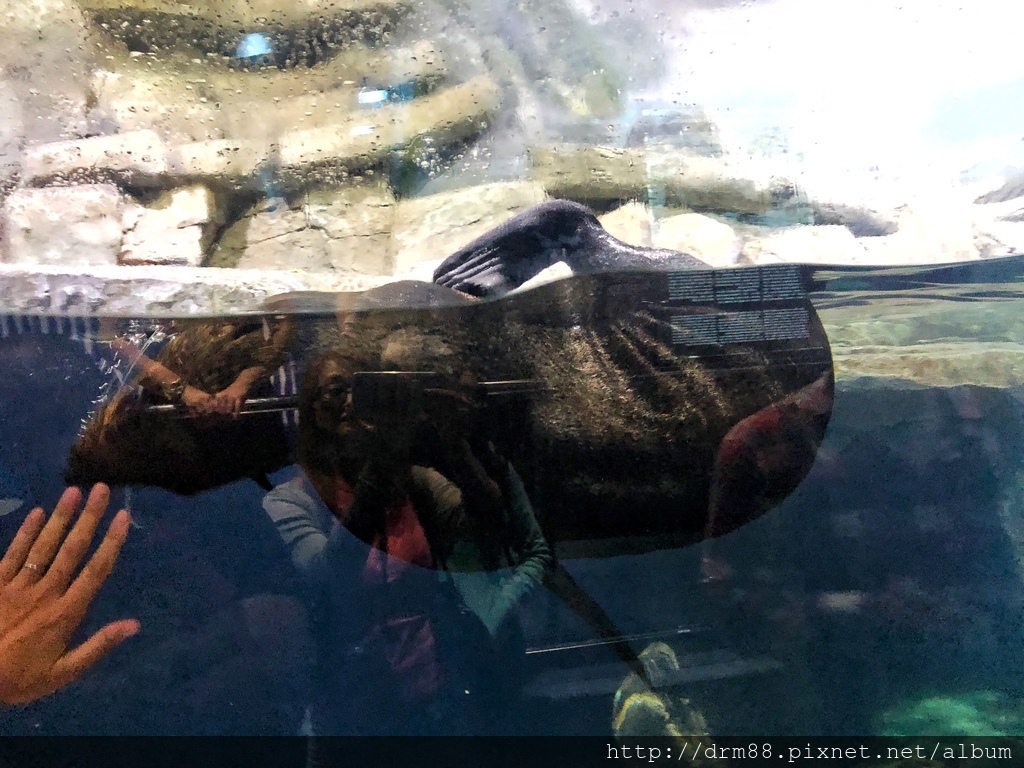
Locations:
1;260;1023;737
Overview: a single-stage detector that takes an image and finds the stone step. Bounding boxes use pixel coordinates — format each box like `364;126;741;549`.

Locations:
0;263;389;315
832;345;1024;389
91;40;450;143
212;179;545;275
80;0;411;47
529;145;795;215
278;74;500;173
23;75;499;186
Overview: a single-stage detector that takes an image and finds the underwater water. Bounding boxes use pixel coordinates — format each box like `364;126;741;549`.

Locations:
1;256;1023;738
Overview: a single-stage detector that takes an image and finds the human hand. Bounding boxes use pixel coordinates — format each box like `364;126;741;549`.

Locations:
211;381;250;418
0;484;139;705
181;385;215;415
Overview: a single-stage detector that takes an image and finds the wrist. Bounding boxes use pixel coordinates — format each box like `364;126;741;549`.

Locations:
234;368;264;389
160;378;187;404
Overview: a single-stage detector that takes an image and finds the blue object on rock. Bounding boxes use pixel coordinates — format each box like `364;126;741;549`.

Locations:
237;33;273;59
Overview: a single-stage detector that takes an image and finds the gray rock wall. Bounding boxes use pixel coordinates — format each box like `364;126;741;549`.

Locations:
1;0;1023;317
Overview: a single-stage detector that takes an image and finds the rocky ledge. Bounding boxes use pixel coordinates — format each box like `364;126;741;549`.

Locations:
823;286;1024;389
3;0;1024;394
0;263;392;316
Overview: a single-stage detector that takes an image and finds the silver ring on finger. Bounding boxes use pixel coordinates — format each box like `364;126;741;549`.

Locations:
22;562;44;574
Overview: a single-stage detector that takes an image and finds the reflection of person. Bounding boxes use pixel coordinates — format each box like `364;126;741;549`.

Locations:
109;332;214;415
109;316;295;418
374;326;552;641
263;349;551;736
67;316;297;495
0;484;137;706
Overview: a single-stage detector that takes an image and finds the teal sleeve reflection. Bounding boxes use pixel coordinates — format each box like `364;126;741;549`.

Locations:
447;462;552;638
262;473;333;585
264;464;552;638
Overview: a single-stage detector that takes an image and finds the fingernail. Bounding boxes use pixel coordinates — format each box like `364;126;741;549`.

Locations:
114;510;132;535
26;507;45;525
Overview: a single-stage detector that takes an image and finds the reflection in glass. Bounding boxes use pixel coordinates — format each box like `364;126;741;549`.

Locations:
2;253;833;736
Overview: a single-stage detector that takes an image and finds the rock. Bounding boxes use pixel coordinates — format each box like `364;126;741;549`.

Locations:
2;185;124;267
121;225;206;269
238;227;333;271
432;0;628;130
306;184;394;241
0;0;96;144
0;263;387;315
306;182;396;273
90;41;449;143
744;225;869;266
171;139;267;181
746;202;992;267
212;180;396;272
653;213;741;268
810;200;898;237
0;80;23;192
278;75;500;174
80;0;403;27
645;152;791;215
625;106;725;156
244;207;310;244
529;145;646;202
22;130;168;185
120;185;225;266
390;180;546;274
216;206;330;271
123;225;206;269
24;76;494;189
88;65;225;144
859;206;981;265
975;172;1024;204
79;0;410;58
598;202;651;246
529;145;792;215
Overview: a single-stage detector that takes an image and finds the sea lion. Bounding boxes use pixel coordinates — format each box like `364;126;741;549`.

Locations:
51;201;833;694
63;200;833;556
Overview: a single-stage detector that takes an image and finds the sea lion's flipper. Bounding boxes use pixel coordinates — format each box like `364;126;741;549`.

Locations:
545;562;651;685
433;201;602;298
433;200;708;299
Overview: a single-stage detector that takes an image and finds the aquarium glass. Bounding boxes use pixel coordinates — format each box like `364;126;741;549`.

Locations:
1;0;1023;752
